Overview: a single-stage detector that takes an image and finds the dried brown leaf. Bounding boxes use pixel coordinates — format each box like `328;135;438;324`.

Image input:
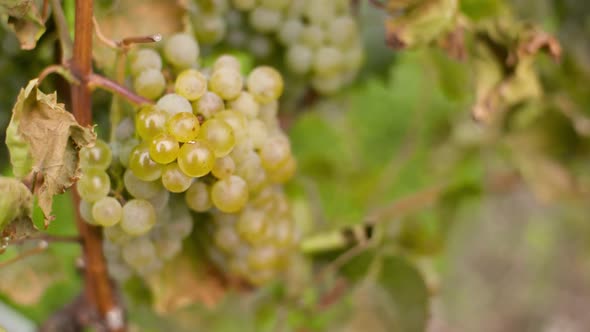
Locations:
7;79;96;226
0;177;37;241
1;0;46;49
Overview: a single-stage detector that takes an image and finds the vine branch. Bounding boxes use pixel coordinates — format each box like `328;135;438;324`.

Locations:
69;0;124;331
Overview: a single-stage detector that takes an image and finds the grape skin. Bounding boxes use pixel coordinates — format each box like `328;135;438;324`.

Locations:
77;169;111;203
156;93;193;116
175;69;207;101
247;66;284;103
209;67;244;100
120;199;157;236
79;139;112;171
161;162;193;193
164;33;199;69
199;118;235;157
92;197;123;227
177;140;215;177
149;133;180;164
166;112;200;143
134;69;166;100
131;49;162;76
211;175;249;213
185;181;212;212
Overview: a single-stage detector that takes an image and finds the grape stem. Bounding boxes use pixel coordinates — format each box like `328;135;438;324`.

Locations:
89;73;153;106
69;0;125;331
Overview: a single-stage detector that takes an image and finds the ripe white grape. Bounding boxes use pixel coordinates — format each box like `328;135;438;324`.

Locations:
164;33;199;69
285;44;313;74
92;196;123;227
211;175;249;213
122;236;157;270
121;199;157;236
313;47;344;76
156;93;193;116
131;49;162;76
213;54;241;72
134;69;166;100
209;67;243;100
123;169;163;199
77;169;111;203
247;66;284;103
278;19;304;45
185;181;212;212
229;92;260;119
175;69;207;101
249;7;282;33
192;91;224;118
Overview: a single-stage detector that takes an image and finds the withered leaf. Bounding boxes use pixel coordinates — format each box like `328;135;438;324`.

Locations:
1;0;46;50
6;79;96;226
0;177;36;241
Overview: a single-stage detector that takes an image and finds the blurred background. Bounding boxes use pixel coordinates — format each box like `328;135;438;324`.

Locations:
1;0;590;331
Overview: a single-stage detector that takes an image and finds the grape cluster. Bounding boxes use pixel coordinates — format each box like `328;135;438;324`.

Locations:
189;0;364;94
78;33;298;284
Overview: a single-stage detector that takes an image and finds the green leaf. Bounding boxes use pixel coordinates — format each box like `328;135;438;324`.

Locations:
379;256;429;332
6;79;96;225
1;0;46;49
0;176;36;241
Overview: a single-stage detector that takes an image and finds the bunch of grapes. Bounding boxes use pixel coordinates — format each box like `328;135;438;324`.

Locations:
189;0;364;95
77;33;298;285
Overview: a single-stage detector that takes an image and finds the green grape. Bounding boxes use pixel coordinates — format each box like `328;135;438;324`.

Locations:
161;162;193;193
286;44;313;74
152;230;182;260
313;47;344;76
121;199;157;236
128;142;163;181
156;93;193;116
303;1;335;25
235;151;268;192
177;140;215;177
208;67;243;100
231;0;256;10
247;246;279;270
185;181;212;212
192;91;224;118
194;14;227;44
115;117;135;141
79;200;97;225
247;66;284;103
163;33;199;69
328;16;357;46
259;100;279;128
229;92;260;119
300;25;324;48
134;68;166;100
268;154;297;184
103;224;132;245
149;133;180;164
260;0;290;10
122;236;157;270
148;188;170;212
211;175;249;213
247;119;269;149
123;169;163;199
199;118;235;157
249;35;275;59
136;107;168;140
77;169;111;203
92;197;123;227
166;112;200;143
237;207;268;245
271;218;294;248
118;138;139;168
175;69;207;101
213;54;241;72
259;135;291;171
130;48;162;76
214;110;247;139
212;155;235;179
79;139;112;171
249;7;282;33
277;19;304;45
311;74;344;95
214;225;241;253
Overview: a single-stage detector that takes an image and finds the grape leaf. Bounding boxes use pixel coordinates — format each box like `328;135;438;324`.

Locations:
0;0;46;49
6;79;96;225
0;177;36;241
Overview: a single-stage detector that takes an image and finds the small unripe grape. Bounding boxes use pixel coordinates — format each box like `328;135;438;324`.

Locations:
211;175;249;213
136;107;168;140
92;197;122;227
130;49;162;76
209;67;243;100
128;142;163;181
229;92;260;119
247;66;284;103
268;154;297;184
161;162;193;193
192;91;224;118
77;169;110;202
212;155;235;179
79;139;112;171
156;93;193;117
177;140;215;177
103;224;132;245
237;207;268;245
175;69;207;101
134;69;166;100
259;135;291;171
121;199;157;236
164;33;199;69
214;110;247;139
213;54;241;72
149;133;180;164
166;112;200;142
123;169;163;199
199;118;235;157
185;181;212;212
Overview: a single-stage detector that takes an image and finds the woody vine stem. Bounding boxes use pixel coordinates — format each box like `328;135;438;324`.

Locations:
69;0;124;331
